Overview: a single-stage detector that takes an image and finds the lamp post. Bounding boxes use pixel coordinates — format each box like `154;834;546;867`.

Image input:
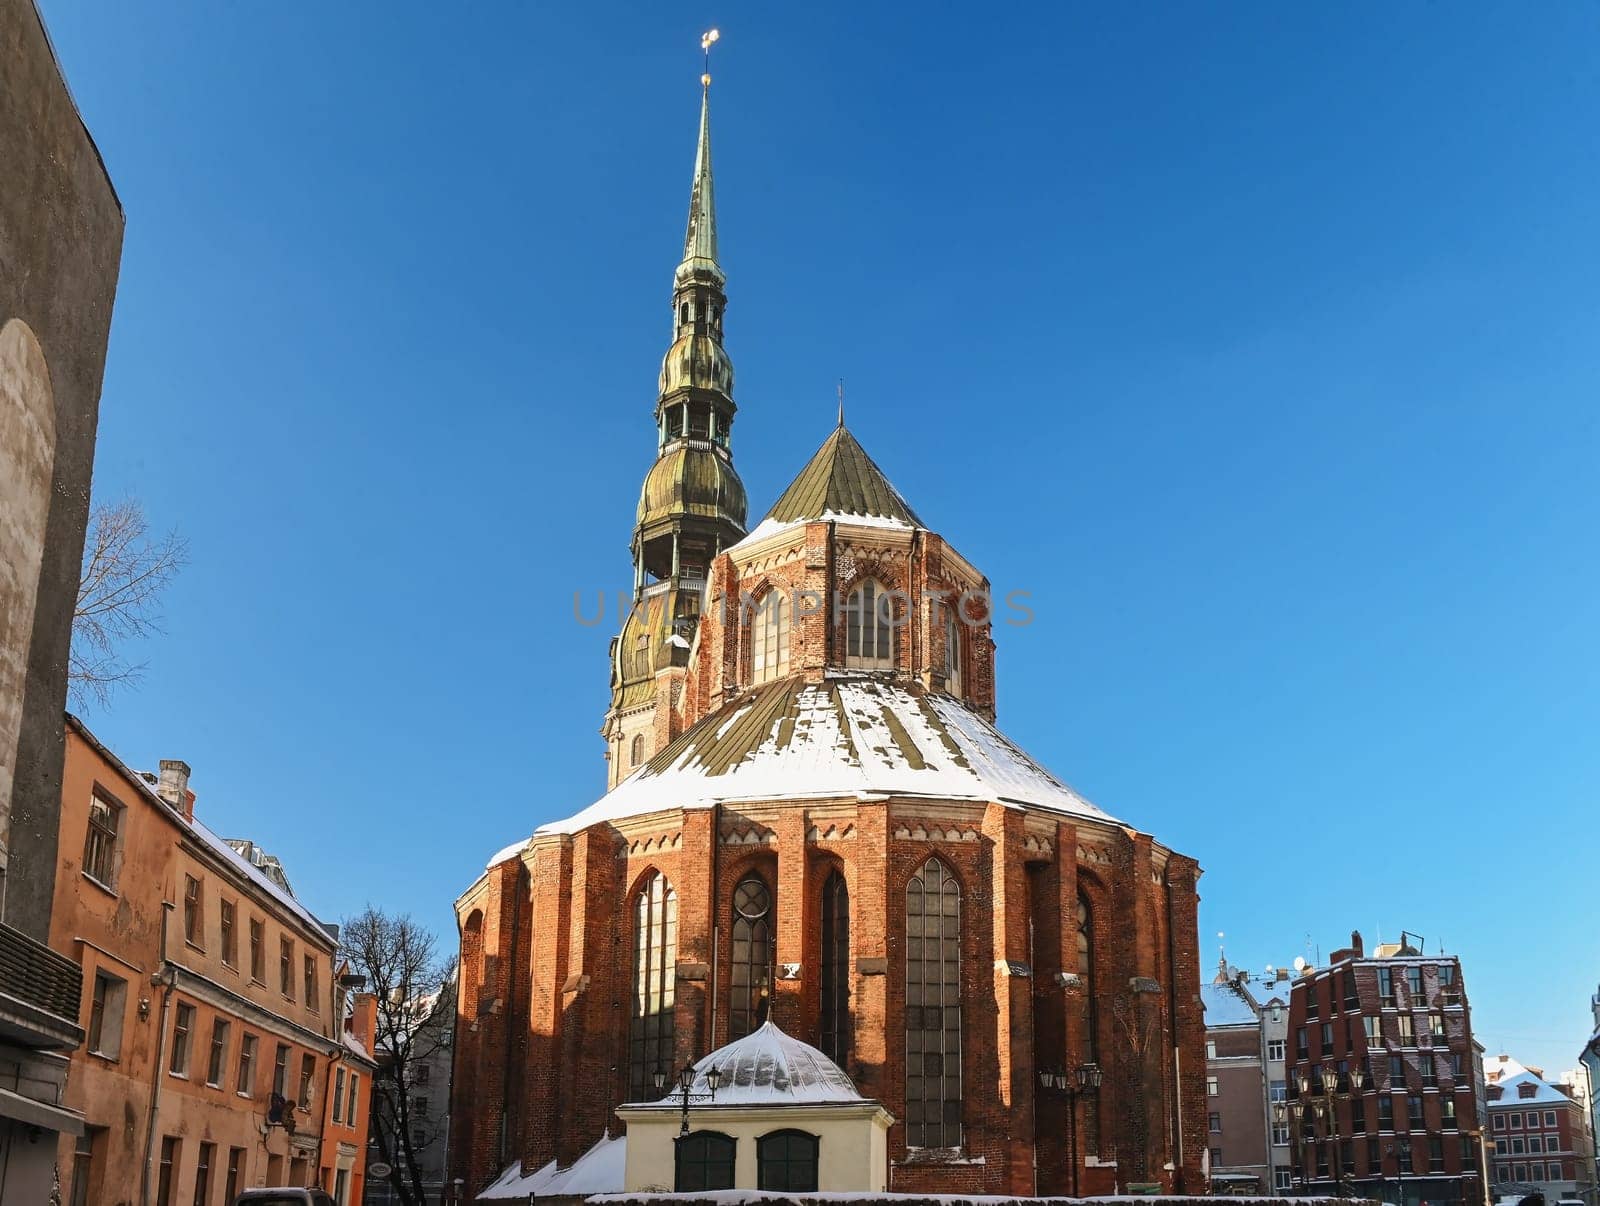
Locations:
1274;1099;1307;1195
1320;1064;1366;1198
1038;1063;1103;1196
653;1063;722;1136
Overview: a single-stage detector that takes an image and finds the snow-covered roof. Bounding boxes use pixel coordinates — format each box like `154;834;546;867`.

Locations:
487;837;529;869
535;678;1114;837
479;1132;625;1199
185;813;330;938
1202;983;1259;1028
1485;1058;1573;1108
343;1031;376;1066
629;1021;864;1108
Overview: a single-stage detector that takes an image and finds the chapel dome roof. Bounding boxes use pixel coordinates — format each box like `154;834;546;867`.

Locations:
685;1021;864;1105
636;444;747;530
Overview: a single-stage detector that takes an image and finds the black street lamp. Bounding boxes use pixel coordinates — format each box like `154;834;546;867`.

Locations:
1038;1062;1103;1196
654;1063;723;1136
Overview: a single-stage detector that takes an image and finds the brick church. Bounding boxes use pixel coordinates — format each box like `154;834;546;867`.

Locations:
451;66;1207;1200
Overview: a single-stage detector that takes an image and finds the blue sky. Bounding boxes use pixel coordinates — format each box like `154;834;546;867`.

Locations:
39;2;1600;1078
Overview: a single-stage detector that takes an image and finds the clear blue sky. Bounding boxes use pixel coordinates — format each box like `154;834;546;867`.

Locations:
40;2;1600;1078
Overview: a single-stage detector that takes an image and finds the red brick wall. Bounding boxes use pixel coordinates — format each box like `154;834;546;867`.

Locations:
451;812;1204;1198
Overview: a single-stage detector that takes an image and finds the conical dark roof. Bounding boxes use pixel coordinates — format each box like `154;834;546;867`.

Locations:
764;424;923;527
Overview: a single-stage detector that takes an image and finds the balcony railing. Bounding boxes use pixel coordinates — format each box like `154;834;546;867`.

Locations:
0;923;83;1048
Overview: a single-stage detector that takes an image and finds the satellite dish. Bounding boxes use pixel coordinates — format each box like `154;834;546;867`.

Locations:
1293;956;1308;971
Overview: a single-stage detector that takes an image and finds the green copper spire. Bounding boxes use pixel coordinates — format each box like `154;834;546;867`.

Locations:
678;83;721;284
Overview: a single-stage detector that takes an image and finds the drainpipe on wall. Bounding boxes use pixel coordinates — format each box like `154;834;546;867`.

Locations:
140;900;178;1206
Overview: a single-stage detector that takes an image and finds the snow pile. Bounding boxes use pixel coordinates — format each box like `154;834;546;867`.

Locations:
479;1132;626;1199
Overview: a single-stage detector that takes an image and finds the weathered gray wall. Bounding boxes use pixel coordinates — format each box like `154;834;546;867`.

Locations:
0;0;123;938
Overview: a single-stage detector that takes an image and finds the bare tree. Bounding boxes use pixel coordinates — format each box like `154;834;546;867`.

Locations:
71;497;187;708
341;907;455;1206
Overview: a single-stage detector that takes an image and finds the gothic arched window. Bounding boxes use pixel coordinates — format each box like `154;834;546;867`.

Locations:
751;591;791;685
630;733;646;767
757;1129;820;1192
943;606;963;698
675;1131;736;1191
819;870;850;1067
1077;894;1097;1059
629;871;677;1099
906;856;962;1149
845;579;896;670
729;874;773;1041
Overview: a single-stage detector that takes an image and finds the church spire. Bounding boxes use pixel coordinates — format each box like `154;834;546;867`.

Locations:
679;79;720;283
604;34;747;788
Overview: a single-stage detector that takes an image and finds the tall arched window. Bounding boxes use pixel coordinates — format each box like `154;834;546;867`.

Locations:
629;872;677;1098
675;1131;736;1191
629;733;646;767
844;579;896;669
906;857;962;1149
1077;894;1097;1059
758;1129;820;1191
820;871;850;1066
943;606;963;697
729;874;773;1041
751;591;790;684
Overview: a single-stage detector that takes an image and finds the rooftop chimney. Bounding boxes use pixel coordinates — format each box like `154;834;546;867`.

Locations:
157;759;193;819
1351;930;1364;957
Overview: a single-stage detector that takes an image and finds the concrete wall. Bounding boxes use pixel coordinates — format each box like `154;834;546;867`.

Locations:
0;0;123;939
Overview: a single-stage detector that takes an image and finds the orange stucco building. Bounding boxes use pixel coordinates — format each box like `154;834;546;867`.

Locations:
51;714;374;1204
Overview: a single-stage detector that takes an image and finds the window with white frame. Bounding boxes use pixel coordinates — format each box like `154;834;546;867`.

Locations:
844;580;896;669
751;591;791;684
1268;1038;1286;1061
1207;1076;1218;1096
1275;1170;1293;1191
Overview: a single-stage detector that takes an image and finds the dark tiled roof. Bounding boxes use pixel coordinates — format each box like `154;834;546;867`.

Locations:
764;425;923;527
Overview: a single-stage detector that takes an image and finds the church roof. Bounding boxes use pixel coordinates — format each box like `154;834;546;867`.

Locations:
537;677;1115;836
764;424;924;528
633;1021;865;1107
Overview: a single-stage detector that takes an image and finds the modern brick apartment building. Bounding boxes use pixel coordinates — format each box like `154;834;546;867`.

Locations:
53;716;373;1203
450;70;1207;1201
1483;1053;1595;1203
1284;932;1488;1206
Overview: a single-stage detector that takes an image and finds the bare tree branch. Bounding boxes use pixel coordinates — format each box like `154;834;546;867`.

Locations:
70;497;187;709
341;906;452;1206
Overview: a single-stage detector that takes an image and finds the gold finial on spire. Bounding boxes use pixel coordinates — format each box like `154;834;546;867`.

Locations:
837;379;845;428
701;28;720;87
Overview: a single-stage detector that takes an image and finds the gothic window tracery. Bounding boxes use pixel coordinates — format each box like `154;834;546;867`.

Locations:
819;870;850;1066
943;606;963;697
751;590;791;685
906;856;962;1148
1077;893;1097;1059
729;873;773;1041
629;871;678;1098
845;579;896;670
